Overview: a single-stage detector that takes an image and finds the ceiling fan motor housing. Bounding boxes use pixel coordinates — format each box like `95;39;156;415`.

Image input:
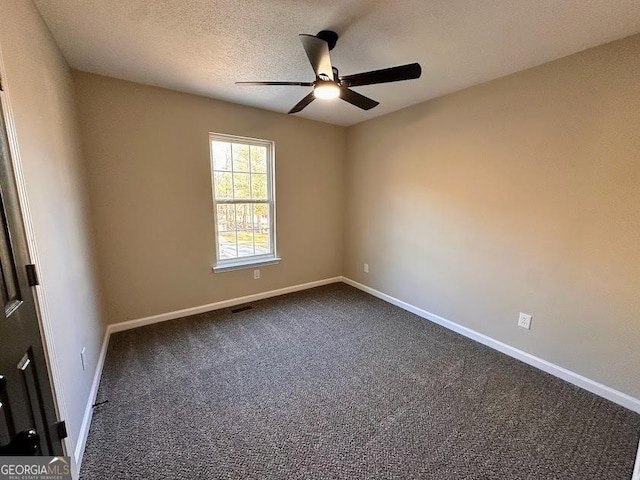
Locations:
316;30;339;50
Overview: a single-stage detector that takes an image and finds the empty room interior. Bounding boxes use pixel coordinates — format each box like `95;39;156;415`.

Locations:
0;0;639;478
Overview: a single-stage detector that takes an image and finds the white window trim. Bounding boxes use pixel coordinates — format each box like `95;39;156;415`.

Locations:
212;256;281;273
209;132;278;272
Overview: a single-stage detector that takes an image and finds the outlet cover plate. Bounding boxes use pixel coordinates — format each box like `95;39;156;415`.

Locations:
518;313;532;330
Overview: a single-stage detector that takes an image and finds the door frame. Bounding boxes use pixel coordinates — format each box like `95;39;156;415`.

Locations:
0;46;70;457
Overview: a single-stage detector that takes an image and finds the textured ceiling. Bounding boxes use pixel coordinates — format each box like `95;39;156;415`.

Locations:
35;0;640;126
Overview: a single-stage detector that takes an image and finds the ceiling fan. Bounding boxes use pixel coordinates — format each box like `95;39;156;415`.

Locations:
236;30;422;114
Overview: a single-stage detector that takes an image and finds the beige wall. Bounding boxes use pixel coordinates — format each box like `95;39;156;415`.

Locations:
344;34;640;399
0;2;636;472
73;72;346;325
0;0;104;469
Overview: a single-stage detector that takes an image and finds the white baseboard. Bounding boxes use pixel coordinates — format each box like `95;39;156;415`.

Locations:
341;277;640;414
73;328;110;476
109;277;343;334
633;438;640;480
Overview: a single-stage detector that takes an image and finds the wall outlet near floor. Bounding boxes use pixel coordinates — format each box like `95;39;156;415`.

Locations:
253;269;260;280
518;313;532;330
80;347;86;371
364;263;369;273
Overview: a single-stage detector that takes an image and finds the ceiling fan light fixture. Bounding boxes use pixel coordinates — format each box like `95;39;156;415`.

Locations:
313;82;340;100
236;30;421;114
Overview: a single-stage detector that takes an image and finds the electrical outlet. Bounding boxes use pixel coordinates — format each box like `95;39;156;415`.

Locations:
80;347;86;371
364;263;369;273
518;313;532;330
253;269;260;280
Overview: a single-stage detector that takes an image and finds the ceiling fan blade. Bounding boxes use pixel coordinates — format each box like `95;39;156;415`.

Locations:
299;34;334;80
340;62;422;87
339;87;379;110
235;81;314;86
288;91;315;114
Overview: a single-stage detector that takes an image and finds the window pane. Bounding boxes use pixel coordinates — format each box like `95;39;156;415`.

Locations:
232;143;250;172
233;173;250;199
236;230;254;258
217;204;237;259
250;146;267;173
235;203;254;257
218;232;237;259
213;171;233;200
251;173;268;200
249;203;263;230
253;203;270;254
216;204;235;232
235;203;252;231
212;141;232;171
252;203;269;230
255;229;270;254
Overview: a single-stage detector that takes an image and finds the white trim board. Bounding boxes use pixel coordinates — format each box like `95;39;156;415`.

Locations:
341;277;640;414
73;329;110;475
633;438;640;480
109;277;342;334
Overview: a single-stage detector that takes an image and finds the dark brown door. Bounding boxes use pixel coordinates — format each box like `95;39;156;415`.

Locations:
0;99;64;455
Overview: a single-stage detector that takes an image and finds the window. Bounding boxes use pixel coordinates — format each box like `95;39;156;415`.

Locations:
210;133;278;271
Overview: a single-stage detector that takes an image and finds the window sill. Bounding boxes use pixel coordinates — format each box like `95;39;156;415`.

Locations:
213;257;281;273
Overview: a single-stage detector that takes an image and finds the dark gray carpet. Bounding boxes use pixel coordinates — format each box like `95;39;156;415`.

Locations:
80;283;640;479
